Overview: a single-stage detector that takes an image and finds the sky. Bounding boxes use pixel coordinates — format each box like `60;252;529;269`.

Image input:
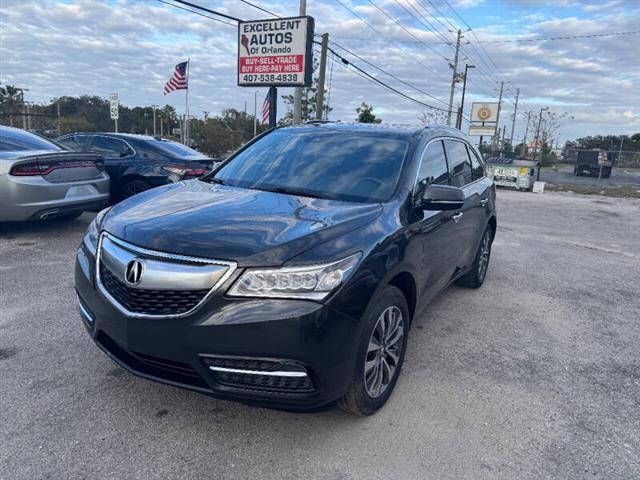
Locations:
1;0;639;144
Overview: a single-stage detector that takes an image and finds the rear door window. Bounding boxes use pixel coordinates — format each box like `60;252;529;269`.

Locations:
444;139;473;187
90;137;133;160
57;135;90;152
416;140;449;191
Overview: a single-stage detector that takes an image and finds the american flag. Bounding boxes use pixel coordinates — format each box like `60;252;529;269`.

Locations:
164;61;188;95
261;91;271;125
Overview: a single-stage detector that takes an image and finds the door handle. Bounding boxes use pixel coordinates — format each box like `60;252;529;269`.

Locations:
452;212;463;223
480;199;489;207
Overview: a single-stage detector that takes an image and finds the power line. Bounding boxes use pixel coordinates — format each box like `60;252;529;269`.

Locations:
478;29;640;43
156;0;236;27
238;0;280;18
391;0;452;45
171;0;242;22
322;42;453;114
367;0;450;61
335;0;450;83
330;40;450;107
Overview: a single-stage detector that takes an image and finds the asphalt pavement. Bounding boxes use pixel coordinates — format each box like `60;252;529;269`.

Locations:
1;190;639;479
540;165;640;188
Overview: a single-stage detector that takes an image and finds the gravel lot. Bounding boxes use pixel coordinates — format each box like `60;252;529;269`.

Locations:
1;189;639;480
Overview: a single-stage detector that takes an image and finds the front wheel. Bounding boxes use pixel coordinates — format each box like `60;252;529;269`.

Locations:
457;226;493;288
339;285;410;416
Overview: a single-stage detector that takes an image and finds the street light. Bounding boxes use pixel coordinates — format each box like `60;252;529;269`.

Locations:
456;64;475;130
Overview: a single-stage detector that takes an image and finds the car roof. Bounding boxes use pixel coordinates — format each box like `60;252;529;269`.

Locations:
279;122;469;142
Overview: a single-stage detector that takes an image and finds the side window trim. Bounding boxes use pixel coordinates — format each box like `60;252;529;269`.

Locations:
443;138;483;188
412;138;450;195
466;143;486;178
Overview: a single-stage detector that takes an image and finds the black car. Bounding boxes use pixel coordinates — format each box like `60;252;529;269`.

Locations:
57;133;216;201
75;123;496;415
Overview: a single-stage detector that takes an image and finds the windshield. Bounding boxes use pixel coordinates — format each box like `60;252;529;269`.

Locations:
0;129;61;152
149;139;207;158
212;129;410;203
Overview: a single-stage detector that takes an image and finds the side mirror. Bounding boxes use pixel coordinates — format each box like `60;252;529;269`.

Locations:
420;184;465;211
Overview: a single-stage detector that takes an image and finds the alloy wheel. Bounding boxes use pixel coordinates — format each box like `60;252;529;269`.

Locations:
478;231;491;281
364;305;404;398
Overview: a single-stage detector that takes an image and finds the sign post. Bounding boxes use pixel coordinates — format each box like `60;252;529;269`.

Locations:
109;93;119;133
237;16;314;128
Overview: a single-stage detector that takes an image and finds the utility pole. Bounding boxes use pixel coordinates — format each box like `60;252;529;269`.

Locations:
152;105;157;136
509;88;519;146
534;107;548;179
521;111;531;157
292;0;307;125
455;63;474;129
446;29;462;126
56;100;61;134
492;81;504;151
315;33;329;120
254;90;258;137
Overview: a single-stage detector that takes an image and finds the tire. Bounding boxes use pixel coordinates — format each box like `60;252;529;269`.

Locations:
457;226;493;288
339;285;410;416
119;179;151;201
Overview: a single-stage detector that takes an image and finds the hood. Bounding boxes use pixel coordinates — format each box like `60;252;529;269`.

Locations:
103;180;382;266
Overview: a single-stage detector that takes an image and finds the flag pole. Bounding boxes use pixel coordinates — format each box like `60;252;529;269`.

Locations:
185;57;190;145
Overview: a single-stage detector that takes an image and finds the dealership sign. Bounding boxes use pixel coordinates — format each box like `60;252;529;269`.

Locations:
237;16;314;87
471;102;498;123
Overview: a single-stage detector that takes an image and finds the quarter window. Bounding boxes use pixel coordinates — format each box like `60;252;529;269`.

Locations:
57;135;89;152
416;140;449;191
467;145;485;180
444;139;473;187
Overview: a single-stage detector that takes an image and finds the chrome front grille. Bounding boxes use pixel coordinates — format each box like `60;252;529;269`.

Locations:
96;233;236;318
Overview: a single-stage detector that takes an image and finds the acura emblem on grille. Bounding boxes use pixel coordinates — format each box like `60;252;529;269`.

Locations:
125;260;143;285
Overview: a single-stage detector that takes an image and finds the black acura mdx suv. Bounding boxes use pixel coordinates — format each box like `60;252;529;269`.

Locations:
75;123;496;415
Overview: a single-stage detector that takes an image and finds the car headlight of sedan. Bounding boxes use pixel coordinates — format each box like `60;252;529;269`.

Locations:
228;253;362;300
83;207;110;255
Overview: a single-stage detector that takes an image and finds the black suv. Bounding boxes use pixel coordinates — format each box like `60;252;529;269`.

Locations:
57;133;216;201
75;123;496;415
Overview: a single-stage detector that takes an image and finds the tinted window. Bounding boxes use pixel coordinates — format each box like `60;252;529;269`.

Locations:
0;129;60;152
57;135;90;152
444;139;473;187
213;130;410;203
90;137;133;159
416;140;449;190
467;146;485;180
148;139;206;159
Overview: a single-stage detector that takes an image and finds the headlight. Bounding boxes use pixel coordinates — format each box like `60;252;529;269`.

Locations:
228;253;362;300
83;207;110;255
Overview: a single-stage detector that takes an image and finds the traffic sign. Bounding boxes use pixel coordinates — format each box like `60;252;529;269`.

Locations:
109;93;119;120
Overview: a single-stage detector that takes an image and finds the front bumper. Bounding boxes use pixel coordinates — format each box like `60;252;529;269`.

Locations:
75;244;360;410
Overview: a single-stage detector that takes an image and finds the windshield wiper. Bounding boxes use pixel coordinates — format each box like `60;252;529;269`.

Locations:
250;184;333;200
207;177;226;185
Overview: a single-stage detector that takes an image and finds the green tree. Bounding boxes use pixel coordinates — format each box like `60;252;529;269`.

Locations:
355;102;381;124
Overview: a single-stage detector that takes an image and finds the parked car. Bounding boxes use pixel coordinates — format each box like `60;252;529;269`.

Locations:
75;123;496;415
57;133;217;201
0;126;109;222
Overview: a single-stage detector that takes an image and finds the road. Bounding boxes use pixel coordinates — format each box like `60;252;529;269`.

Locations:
540;165;640;188
1;190;639;480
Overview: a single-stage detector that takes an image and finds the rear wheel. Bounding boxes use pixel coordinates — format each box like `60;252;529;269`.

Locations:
339;285;409;416
120;179;151;200
457;226;493;288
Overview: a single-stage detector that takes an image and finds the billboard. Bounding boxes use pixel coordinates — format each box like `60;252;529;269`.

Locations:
237;16;314;87
471;102;498;123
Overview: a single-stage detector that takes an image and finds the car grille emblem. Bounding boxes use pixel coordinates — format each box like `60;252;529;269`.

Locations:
125;260;143;285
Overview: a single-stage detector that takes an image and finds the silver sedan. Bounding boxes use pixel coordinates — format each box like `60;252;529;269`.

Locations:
0;126;110;221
